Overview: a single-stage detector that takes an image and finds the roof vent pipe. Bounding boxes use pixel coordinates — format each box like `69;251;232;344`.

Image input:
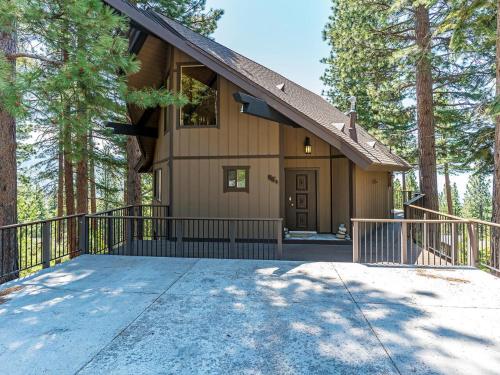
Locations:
348;96;358;142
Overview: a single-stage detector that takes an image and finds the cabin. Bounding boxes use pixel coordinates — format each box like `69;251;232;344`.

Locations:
105;0;410;243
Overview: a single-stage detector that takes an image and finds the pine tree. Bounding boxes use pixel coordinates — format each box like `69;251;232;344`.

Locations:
322;0;491;213
463;174;492;220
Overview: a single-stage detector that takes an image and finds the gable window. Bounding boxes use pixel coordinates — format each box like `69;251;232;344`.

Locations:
223;166;249;193
153;168;162;201
179;64;218;127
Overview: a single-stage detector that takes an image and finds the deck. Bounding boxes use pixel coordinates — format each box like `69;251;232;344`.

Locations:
1;255;500;374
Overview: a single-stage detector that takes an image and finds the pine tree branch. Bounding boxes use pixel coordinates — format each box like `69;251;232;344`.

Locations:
6;52;62;66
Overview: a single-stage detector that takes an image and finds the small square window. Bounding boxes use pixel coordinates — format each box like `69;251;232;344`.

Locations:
223;166;249;193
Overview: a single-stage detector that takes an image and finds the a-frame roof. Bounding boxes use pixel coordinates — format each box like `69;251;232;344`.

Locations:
104;0;410;171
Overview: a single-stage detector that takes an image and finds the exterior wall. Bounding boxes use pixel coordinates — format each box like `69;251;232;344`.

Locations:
283;127;332;232
153;48;280;218
331;158;351;232
353;166;391;219
149;45;393;228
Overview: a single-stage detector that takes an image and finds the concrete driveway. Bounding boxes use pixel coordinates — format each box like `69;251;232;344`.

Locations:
1;255;500;374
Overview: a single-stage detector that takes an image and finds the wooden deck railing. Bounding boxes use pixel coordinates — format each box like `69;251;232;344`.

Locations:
354;199;500;274
352;217;474;266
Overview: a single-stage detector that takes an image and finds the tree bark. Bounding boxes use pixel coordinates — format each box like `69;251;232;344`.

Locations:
444;163;453;215
76;133;88;215
63;125;76;258
57;143;64;217
0;29;18;282
126;136;142;206
89;131;97;214
415;5;439;212
492;0;500;270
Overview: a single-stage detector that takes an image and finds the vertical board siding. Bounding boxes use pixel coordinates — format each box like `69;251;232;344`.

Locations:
354;166;390;219
331;158;350;232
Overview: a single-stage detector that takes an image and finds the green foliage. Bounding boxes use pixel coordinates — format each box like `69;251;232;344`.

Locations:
1;0;222;215
17;175;52;222
463;174;492;220
322;0;496;174
135;0;223;35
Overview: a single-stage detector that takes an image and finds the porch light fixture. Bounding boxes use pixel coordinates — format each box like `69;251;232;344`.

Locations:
304;137;312;155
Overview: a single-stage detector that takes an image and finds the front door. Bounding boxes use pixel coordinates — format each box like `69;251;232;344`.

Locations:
285;170;317;231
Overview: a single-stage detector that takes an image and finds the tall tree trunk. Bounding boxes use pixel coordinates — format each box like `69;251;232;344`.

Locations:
126;136;142;206
76;133;88;215
415;5;439;212
57;143;64;217
89;131;97;214
0;29;18;282
63;125;76;258
444;163;453;215
492;0;500;270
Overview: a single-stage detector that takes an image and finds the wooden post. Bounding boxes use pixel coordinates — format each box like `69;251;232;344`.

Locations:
423;213;428;251
42;221;51;269
176;220;183;256
136;206;144;240
78;216;88;255
229;220;236;259
107;212;113;253
352;221;359;262
276;220;283;260
401;222;408;264
467;222;478;267
126;216;133;256
451;222;456;265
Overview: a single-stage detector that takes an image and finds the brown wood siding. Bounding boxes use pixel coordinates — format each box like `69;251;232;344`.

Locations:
331;158;350;232
354;166;391;219
167;48;280;218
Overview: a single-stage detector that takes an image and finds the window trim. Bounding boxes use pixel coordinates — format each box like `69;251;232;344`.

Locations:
153;168;162;202
176;63;219;129
223;166;250;193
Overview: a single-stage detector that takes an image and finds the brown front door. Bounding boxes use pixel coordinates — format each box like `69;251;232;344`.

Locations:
285;170;317;231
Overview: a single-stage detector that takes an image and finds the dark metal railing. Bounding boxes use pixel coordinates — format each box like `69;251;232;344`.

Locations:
86;215;283;260
0;214;85;282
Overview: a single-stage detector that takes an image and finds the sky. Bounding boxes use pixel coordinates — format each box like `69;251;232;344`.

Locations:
205;0;332;97
205;0;472;199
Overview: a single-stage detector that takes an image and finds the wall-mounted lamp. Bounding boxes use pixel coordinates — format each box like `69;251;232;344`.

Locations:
304;137;312;155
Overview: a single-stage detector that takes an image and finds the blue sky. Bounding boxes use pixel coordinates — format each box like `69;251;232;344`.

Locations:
204;0;472;198
205;0;331;96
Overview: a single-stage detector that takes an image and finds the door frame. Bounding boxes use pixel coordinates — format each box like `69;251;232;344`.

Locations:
284;167;319;232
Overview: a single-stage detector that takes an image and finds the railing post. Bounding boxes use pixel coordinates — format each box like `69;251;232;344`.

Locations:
276;220;283;260
78;216;88;255
352;221;359;262
423;213;428;251
126;213;134;256
176;220;183;256
467;222;478;267
401;221;408;264
229;220;237;258
136;206;144;240
42;221;51;268
451;222;456;265
107;212;113;253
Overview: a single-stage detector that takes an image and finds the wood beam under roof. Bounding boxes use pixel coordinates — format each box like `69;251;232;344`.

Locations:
233;92;299;127
106;122;157;138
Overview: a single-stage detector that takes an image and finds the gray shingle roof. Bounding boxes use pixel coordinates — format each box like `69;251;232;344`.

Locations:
107;0;409;170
